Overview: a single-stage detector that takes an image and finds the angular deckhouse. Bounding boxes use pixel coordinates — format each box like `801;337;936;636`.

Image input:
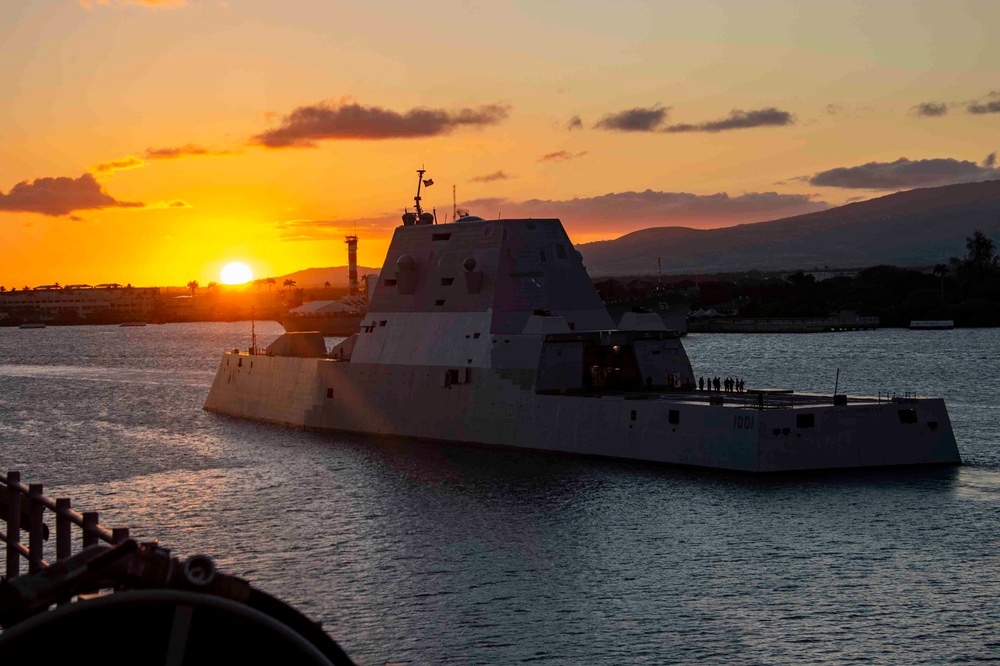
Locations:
205;216;961;472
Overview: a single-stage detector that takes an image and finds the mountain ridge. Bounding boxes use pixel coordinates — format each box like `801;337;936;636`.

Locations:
577;180;1000;276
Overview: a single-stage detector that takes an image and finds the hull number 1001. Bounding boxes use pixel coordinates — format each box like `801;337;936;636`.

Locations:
733;415;755;430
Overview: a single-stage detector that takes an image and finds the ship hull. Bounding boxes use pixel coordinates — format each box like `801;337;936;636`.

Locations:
205;353;961;473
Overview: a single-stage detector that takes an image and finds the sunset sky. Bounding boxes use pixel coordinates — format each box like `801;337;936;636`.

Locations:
2;0;998;286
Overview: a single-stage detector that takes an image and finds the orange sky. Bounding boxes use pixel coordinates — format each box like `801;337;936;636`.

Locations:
1;0;998;286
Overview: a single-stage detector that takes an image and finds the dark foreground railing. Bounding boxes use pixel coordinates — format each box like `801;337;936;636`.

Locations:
1;470;129;579
1;470;355;664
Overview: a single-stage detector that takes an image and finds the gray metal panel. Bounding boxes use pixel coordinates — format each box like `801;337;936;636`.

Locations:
368;218;613;334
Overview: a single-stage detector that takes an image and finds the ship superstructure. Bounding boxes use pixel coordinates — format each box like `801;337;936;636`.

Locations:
205;181;961;472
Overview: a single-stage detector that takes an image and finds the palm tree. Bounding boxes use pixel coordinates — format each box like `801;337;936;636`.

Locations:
207;281;220;295
324;281;331;289
187;280;199;296
0;286;6;293
265;277;276;292
254;278;265;293
283;279;296;289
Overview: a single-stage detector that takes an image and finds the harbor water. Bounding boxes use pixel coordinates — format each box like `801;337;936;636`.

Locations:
1;323;998;664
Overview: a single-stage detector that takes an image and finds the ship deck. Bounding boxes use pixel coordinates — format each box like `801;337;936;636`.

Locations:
565;388;910;409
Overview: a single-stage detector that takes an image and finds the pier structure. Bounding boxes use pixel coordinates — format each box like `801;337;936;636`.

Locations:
688;315;879;333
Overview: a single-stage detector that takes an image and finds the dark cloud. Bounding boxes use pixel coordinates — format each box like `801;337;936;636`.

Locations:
460;190;827;234
469;171;513;183
145;144;236;159
968;98;1000;114
912;102;948;117
664;107;794;133
537;150;588;162
253;101;510;148
985;152;997;169
808;154;1000;189
92;155;146;174
0;173;143;216
566;116;583;131
594;106;669;132
825;104;842;115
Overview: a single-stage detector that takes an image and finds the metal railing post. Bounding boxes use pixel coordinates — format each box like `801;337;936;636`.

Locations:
28;483;45;574
112;527;130;544
56;498;72;561
6;470;21;578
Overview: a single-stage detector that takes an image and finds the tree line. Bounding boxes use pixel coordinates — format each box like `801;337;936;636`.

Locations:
719;230;1000;326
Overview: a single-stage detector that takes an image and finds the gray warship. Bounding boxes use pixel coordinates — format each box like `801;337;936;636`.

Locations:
205;175;961;472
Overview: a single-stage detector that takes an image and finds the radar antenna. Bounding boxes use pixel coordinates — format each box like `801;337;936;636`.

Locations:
401;168;435;226
414;168;427;217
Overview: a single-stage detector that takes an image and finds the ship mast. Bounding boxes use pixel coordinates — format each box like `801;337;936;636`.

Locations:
414;168;426;217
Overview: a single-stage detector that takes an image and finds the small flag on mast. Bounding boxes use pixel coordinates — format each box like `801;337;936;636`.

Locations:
422;178;434;187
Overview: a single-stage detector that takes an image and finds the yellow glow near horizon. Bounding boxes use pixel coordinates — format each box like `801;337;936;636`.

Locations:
220;262;253;285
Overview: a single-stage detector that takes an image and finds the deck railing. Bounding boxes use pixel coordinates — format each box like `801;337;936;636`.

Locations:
1;470;129;579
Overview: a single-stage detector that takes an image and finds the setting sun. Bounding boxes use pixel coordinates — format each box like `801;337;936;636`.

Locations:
220;262;253;285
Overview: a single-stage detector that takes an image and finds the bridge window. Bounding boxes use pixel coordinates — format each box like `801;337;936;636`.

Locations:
435;299;445;306
432;233;451;241
669;410;680;425
384;278;397;286
898;409;918;424
555;244;566;259
796;413;815;428
441;277;454;286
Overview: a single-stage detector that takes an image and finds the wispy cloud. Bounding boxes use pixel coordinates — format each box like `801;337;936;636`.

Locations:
664;107;794;133
566;115;583;131
808;154;1000;189
147;199;192;209
537;150;588;162
145;144;237;159
594;106;669;132
911;102;948;117
469;171;513;183
275;217;390;241
253;101;511;148
461;190;827;234
79;0;188;9
91;155;147;175
0;173;143;216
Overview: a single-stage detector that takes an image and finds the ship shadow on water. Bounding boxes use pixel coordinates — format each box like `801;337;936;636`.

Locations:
286;424;964;496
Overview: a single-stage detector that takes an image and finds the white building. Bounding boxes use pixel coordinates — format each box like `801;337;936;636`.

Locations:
0;284;160;321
